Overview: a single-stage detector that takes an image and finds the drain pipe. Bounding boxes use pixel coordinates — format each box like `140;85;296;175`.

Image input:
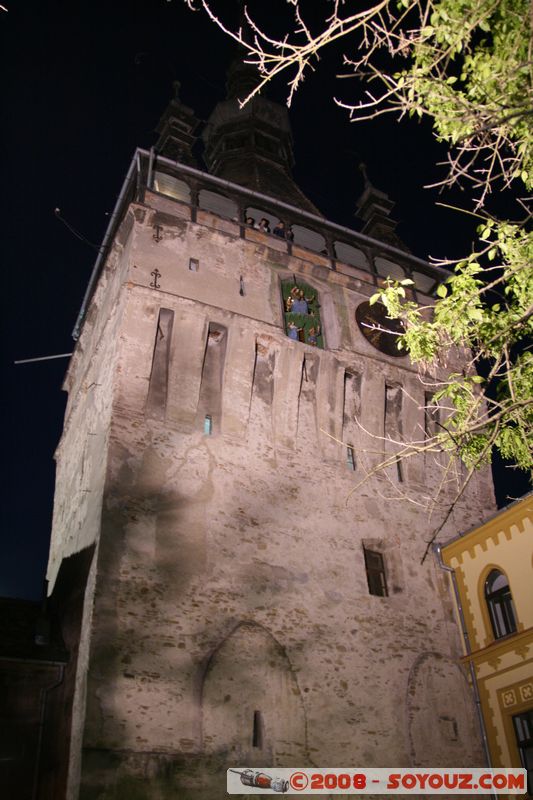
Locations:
147;146;155;191
434;544;495;785
32;663;65;800
72;152;139;340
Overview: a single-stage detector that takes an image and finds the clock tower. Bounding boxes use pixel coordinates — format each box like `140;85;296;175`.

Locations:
46;75;496;799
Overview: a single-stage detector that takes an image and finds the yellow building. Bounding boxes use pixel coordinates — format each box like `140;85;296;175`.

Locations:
440;493;533;796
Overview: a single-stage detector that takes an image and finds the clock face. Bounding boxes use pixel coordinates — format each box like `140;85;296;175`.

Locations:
355;301;405;357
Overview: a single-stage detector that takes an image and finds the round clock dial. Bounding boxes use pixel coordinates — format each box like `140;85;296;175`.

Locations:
356;301;405;357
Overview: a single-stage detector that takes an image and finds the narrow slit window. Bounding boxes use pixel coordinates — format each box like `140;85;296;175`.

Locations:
396;459;404;483
424;391;440;439
252;710;263;749
196;324;227;435
146;308;174;419
384;384;403;482
364;548;388;597
343;372;361;469
189;258;199;272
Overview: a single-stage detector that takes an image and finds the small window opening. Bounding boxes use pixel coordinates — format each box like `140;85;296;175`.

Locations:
204;415;212;435
347;446;356;471
364;548;388;597
485;569;517;639
252;710;264;749
439;715;459;742
189;258;199;272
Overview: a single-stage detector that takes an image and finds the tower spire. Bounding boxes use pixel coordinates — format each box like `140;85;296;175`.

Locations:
155;81;199;165
202;54;321;214
356;163;406;248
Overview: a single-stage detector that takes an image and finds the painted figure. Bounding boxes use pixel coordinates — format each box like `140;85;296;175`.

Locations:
307;326;320;346
291;289;308;314
287;322;301;340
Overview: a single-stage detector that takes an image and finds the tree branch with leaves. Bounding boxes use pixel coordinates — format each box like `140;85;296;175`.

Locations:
185;0;533;538
185;0;532;203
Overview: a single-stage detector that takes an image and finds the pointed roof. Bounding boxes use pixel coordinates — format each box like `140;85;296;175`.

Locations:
356;163;408;250
155;81;199;165
202;57;321;214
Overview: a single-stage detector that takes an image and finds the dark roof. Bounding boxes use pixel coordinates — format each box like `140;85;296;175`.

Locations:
213;154;321;214
0;597;68;663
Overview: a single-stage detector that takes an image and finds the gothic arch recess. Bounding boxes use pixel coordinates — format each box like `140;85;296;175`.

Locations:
406;652;480;767
201;622;307;766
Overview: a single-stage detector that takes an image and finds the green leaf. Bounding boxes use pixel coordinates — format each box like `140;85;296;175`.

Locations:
369;293;381;306
436;284;448;298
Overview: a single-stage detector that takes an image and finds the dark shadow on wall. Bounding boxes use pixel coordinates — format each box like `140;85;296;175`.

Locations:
41;544;96;800
71;462;316;800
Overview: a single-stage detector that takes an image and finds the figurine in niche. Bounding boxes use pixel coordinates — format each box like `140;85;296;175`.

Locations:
245;216;257;228
286;225;294;242
287;321;303;341
307;325;320;346
291;288;309;314
273;221;286;237
287;286;299;311
259;217;271;233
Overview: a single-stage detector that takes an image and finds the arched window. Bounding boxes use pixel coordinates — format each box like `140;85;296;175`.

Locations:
153;172;191;204
334;241;369;270
485;569;517;639
198;189;238;220
374;257;406;280
290;225;326;253
282;279;323;348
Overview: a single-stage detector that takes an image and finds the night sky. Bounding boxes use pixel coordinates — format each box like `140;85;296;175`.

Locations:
3;0;529;600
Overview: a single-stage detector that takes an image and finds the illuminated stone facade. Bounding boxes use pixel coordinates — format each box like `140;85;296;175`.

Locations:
45;86;498;799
